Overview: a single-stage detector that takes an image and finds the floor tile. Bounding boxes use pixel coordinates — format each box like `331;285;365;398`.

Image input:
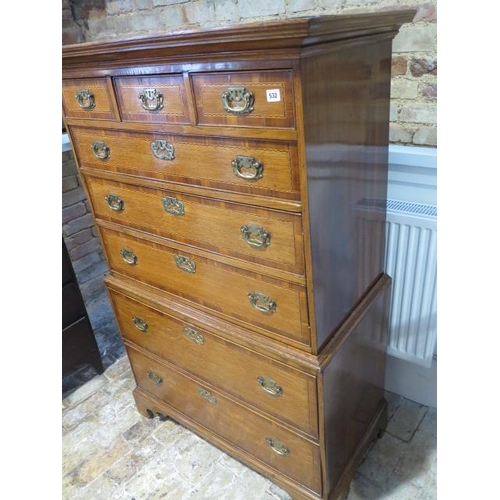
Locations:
173;436;224;485
385;390;403;419
386;398;428;442
213;466;272;500
357;432;408;488
123;468;160;499
62;435;101;477
62;372;108;409
62;364;104;401
152;418;189;448
103;356;132;382
347;472;385;499
105;435;164;484
89;403;142;448
217;453;253;477
382;470;423;499
63;435;132;498
266;482;293;499
67;472;125;500
146;472;197;500
181;461;239;499
391;405;436;488
62;418;100;455
121;414;163;445
62;387;113;433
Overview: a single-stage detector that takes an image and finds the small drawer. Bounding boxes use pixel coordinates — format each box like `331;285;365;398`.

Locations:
192;70;295;128
69;126;300;200
127;346;322;494
109;289;318;436
114;75;190;124
86;175;304;274
62;78;119;120
100;226;310;348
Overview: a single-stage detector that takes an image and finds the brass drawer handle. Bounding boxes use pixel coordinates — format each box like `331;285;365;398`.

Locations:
183;326;205;345
104;194;124;212
174;255;196;274
147;370;163;386
91;141;110;160
120;248;137;265
75;89;95;110
132;316;149;333
248;292;276;314
241;224;271;248
221;86;254;115
139;88;164;111
162;196;185;216
231;155;263;180
257;376;283;397
266;437;290;457
197;387;217;405
151;140;175;161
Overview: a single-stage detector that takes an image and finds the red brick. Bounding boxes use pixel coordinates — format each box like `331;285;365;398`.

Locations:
72;251;104;274
63;213;95;238
62;187;87;208
410;58;437;77
420;83;437;100
413;3;437;22
391;56;407;76
69;237;102;261
62;26;85;45
65;229;94;252
62;175;78;193
62;202;86;224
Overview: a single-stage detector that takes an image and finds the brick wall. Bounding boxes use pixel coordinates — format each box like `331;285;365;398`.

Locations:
62;0;85;45
62;150;109;303
62;0;437;148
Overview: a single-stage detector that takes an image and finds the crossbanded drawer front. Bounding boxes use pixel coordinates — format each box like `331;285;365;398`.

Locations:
127;345;322;494
62;78;118;120
109;289;318;436
100;226;310;347
114;75;190;124
69;127;299;199
86;176;304;274
192;71;295;129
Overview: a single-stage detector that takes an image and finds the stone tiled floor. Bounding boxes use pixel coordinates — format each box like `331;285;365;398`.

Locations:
62;287;437;500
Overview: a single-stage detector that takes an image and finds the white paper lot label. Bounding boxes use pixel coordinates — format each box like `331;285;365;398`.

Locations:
266;89;281;102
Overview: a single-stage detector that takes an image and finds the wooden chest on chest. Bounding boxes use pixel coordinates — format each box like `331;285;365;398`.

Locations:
62;12;414;499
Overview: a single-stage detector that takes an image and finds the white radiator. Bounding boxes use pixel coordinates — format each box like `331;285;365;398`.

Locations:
384;200;437;368
355;197;437;368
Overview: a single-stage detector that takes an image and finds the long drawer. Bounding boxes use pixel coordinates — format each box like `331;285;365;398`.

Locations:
108;288;318;436
99;225;310;348
127;345;322;494
86;175;304;274
69;126;300;200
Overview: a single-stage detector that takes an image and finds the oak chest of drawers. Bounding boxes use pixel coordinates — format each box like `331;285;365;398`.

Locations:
62;11;414;500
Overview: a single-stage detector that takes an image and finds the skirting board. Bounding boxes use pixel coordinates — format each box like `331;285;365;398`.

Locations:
385;355;437;408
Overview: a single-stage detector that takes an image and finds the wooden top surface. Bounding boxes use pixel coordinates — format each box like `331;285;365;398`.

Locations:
62;11;415;65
